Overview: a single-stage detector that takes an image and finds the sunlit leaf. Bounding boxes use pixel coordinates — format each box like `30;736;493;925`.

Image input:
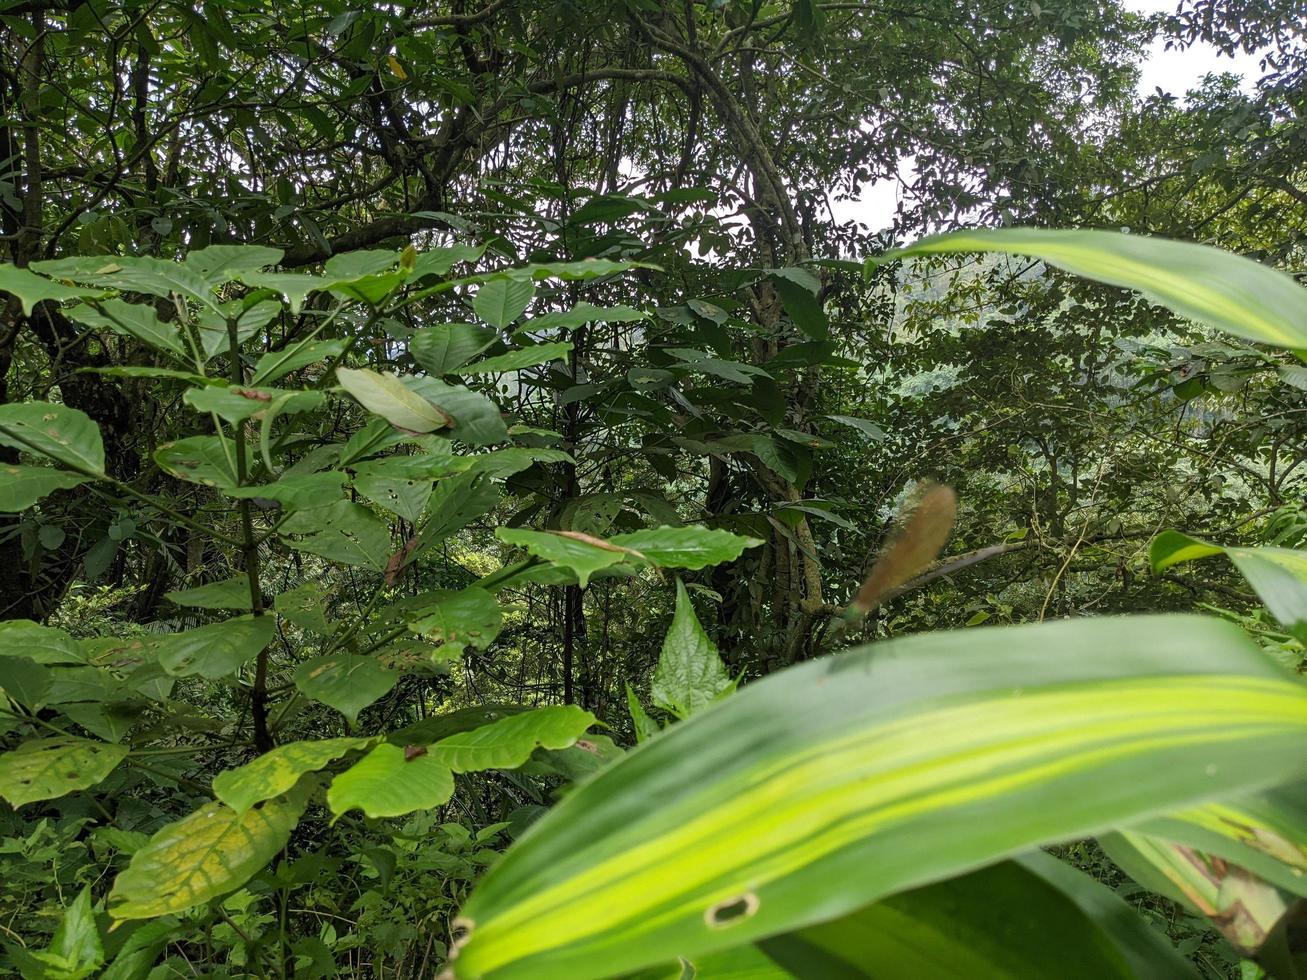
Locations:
0;737;128;808
213;737;370;813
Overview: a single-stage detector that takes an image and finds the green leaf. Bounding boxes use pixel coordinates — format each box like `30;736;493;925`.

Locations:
625;684;660;743
415;471;500;555
275;582;333;634
155;435;237;488
0;620;83;664
411;322;498;375
68;299;186;358
148;616;276;678
108;796;305;920
336;366;453;433
252;339;348;385
195;299;281;360
408;586;503;650
46;886;105;979
759;852;1198;979
228;471;347;509
474;278;535;328
431;705;596;772
0;657;53;708
521;303;646;334
236;270;323;314
0;464;89;511
1151;530;1307;641
883;228;1307;351
163;575;253;611
448;614;1307;980
352;468;433;523
329;706;595;819
406;377;508;446
183;244;284;281
608;526;763;570
286;501;392;570
495;528;634;587
213;737;370;813
294;654;398;722
651;580;733;719
0;402;106;476
0;263;104;315
772;275;828;340
184;385;324;423
462;342;572;375
826;414;887;441
326;742;455;819
35;255;221;312
0;737;129;808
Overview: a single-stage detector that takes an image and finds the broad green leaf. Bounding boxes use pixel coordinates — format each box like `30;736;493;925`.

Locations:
449;614;1307;980
0;737;128;807
294;654;398;722
431;705;596;773
462;342;572;375
406;377;508;446
417;472;500;554
336;366;452;433
651;580;733;719
148;616;276;678
0;619;83;664
236;270;323;313
411;322;498;375
0;403;106;475
467;447;574;480
772;275;828;340
252;338;348;385
68;298;186;358
275;582;332;634
108;795;305;919
882;228;1307;351
78;365;210;383
155;435;237;488
285;500;392;570
0;464;90;511
329;706;595;819
1152;530;1307;641
36;255;221;312
0;264;104;315
184;385;323;423
758;851;1197;979
474;278;535;328
228;471;347;509
408;586;503;650
521;303;646;333
826;414;886;441
213;737;370;813
352;469;433;523
608;526;763;570
183;244;284;281
1;657;53;708
327;742;455;819
495;528;635;587
164;575;253;611
410;243;487;280
195;299;281;360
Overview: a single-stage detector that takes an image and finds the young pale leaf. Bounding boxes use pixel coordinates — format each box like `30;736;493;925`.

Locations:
213;737;370;813
474;278;535;328
1152;530;1307;642
0;464;89;511
0;737;129;808
108;796;305;920
294;653;398;722
881;228;1307;351
0;403;106;476
411;322;498;375
148;616;276;678
336;366;452;433
608;526;763;570
163;575;253;611
448;614;1307;980
495;528;636;587
651;580;733;719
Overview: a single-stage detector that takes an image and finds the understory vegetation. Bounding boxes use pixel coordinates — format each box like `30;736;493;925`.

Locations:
0;0;1304;977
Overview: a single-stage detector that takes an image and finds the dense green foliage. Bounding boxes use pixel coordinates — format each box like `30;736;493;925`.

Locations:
0;0;1304;977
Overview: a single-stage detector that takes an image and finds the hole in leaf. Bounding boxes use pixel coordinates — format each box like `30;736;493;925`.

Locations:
705;893;759;928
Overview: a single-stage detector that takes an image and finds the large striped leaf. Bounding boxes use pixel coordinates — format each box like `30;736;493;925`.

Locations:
448;615;1307;980
876;228;1307;351
1152;530;1307;642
